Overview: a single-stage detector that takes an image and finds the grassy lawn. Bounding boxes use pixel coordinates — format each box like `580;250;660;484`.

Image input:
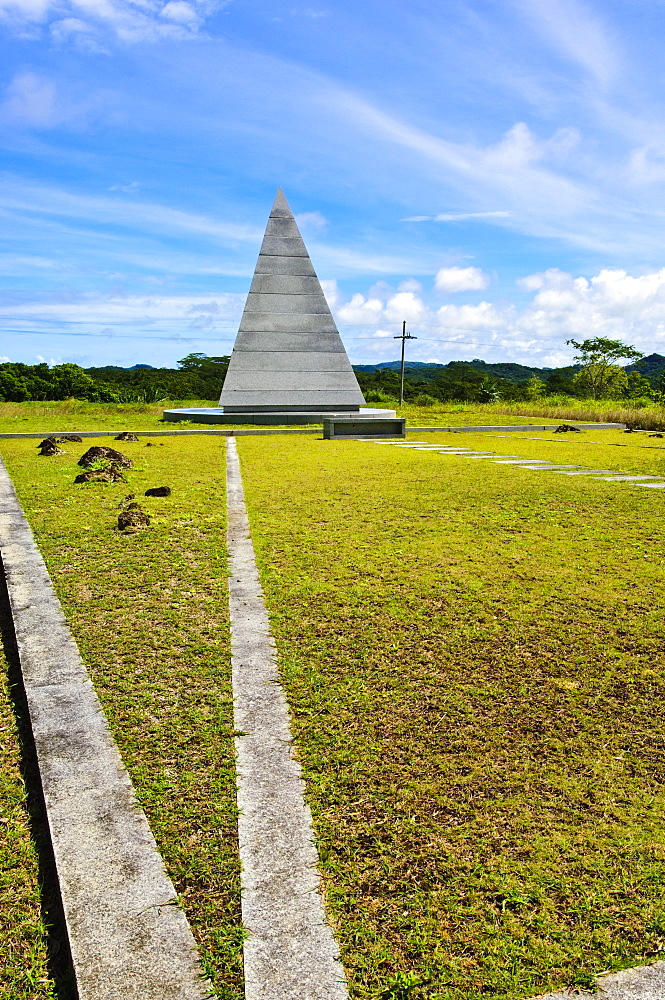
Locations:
236;430;665;1000
0;399;591;433
0;649;53;1000
3;423;665;999
0;436;243;999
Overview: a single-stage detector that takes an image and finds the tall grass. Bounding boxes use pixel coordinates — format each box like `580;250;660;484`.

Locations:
486;396;665;430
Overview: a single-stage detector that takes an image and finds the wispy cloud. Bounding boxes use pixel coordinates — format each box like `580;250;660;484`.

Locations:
403;211;511;223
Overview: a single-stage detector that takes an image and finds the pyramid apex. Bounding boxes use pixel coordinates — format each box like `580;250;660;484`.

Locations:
271;187;293;218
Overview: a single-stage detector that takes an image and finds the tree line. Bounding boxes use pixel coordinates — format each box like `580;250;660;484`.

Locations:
0;339;662;405
0;354;230;403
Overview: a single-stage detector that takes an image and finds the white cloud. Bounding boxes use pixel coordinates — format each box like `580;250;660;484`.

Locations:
403;211;511;223
333;267;665;365
337;292;384;326
384;291;427;325
435;266;489;293
0;0;221;42
295;210;328;232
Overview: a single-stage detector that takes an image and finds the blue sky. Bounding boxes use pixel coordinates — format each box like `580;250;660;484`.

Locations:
3;0;665;368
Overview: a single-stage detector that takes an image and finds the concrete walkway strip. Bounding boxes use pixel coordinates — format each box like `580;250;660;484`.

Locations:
225;438;348;1000
593;474;661;481
639;482;665;489
0;458;210;1000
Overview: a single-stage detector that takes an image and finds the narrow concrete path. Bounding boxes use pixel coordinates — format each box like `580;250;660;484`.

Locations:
226;438;348;1000
370;441;665;490
0;458;210;999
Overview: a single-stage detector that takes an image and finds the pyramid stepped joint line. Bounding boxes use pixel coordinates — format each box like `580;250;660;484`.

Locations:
220;188;365;412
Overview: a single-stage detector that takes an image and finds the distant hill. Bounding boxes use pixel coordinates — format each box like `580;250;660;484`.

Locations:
625;353;665;383
353;359;553;384
354;354;665;386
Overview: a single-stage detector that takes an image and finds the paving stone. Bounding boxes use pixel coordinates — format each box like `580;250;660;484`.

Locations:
593;475;661;481
226;439;348;1000
532;959;665;999
638;482;665;489
552;469;619;475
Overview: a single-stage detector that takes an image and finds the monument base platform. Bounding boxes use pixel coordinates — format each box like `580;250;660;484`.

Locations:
162;407;397;426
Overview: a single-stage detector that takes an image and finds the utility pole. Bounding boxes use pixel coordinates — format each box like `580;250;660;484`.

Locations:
394;320;417;406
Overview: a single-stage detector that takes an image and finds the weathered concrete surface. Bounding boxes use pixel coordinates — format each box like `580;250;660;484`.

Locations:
164;407;396;425
593;475;661;481
225;438;348;1000
0;458;210;1000
532;959;665;999
220;188;365;412
639;481;665;488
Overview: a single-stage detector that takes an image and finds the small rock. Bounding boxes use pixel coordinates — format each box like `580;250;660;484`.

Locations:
78;446;133;468
117;507;150;532
75;464;127;484
115;431;139;441
144;486;171;497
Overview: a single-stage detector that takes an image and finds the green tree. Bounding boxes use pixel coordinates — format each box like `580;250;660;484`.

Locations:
524;375;546;399
566;337;643;399
572;364;628;399
624;370;653;399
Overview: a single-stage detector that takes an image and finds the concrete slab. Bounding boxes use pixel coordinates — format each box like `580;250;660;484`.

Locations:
264;216;302;238
254;255;317;276
593;475;661;481
229;352;356;372
524;464;582;470
491;459;554;464
531;959;665;999
259;235;310;257
0;461;210;1000
638;482;665;488
238;312;339;334
226;438;348;1000
232;332;347;353
163;407;394;425
243;292;333;315
220;390;367;406
223;372;363;391
249;274;326;295
552;469;619;475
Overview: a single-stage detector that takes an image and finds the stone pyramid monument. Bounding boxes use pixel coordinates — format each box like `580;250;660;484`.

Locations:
219;188;366;414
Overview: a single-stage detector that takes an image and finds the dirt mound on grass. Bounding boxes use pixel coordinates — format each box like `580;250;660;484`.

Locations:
117;502;150;532
115;432;139;441
144;486;171;497
38;438;65;456
60;435;83;442
78;446;133;468
75;464;127;484
554;424;581;433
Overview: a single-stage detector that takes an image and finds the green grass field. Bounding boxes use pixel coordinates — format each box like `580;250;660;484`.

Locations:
237;429;665;999
0;435;243;999
1;425;665;999
0;398;608;433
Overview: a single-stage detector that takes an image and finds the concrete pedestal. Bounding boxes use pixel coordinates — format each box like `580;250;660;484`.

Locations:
162;407;397;425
